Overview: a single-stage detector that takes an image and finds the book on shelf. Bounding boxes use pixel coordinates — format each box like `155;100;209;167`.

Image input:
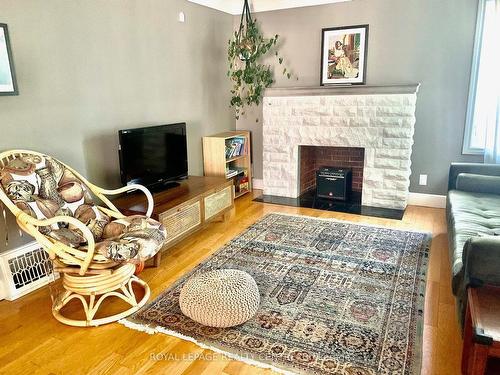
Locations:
225;166;247;179
225;137;246;159
236;176;249;194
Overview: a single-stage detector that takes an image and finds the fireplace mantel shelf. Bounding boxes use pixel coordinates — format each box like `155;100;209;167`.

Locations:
264;84;420;97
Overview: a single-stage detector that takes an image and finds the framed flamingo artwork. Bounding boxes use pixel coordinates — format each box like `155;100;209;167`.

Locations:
320;24;369;85
0;24;18;96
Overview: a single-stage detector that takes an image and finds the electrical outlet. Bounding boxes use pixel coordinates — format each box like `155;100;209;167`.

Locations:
178;11;185;23
419;174;428;186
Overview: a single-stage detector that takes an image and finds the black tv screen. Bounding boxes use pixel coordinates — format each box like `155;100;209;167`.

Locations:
118;123;188;188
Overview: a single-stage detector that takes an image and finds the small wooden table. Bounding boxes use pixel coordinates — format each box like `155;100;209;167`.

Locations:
462;285;500;375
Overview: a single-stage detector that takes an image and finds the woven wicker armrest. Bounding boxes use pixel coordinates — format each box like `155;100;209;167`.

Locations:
16;212;96;275
86;183;154;218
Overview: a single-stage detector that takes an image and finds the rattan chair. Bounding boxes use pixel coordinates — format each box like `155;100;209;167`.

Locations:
0;150;167;327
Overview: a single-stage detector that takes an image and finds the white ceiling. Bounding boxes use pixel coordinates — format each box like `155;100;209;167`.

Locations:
187;0;351;15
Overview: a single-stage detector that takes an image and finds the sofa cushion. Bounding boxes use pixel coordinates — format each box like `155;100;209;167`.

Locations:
447;189;500;293
456;173;500;195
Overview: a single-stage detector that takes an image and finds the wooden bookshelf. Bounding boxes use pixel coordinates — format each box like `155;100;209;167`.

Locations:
203;130;252;198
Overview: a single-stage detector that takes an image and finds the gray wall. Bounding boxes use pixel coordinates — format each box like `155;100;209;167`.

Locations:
236;0;483;195
0;0;234;188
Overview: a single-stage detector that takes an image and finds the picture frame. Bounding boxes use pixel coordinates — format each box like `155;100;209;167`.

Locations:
320;24;368;85
0;23;18;96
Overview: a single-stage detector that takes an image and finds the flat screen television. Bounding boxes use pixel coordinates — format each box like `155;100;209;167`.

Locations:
118;123;188;191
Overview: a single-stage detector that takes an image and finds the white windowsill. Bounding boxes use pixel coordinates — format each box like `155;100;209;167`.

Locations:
462;148;485;156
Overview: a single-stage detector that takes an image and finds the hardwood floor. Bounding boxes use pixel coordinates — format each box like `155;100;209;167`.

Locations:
0;191;462;375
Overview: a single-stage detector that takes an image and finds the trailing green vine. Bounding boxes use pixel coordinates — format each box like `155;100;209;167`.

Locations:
227;0;295;121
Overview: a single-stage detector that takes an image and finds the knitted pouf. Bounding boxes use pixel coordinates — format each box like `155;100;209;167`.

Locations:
179;269;260;328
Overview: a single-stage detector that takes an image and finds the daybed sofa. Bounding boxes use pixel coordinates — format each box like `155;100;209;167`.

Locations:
447;163;500;327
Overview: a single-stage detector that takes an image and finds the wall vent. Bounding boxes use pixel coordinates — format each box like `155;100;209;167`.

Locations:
0;242;55;301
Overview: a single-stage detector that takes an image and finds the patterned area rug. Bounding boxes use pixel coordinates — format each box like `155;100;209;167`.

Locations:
121;213;431;375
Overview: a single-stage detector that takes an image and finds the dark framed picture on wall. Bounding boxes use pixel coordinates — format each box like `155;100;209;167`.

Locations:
320;24;368;85
0;23;18;96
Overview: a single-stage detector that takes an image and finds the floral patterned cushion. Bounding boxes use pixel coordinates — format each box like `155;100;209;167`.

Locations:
0;153;166;262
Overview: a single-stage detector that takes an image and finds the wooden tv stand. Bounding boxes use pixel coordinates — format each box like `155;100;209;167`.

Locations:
112;176;234;266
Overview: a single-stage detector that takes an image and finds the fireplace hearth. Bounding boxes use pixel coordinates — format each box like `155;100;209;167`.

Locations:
254;190;404;220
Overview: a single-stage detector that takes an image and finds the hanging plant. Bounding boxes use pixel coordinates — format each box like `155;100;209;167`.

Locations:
228;0;296;121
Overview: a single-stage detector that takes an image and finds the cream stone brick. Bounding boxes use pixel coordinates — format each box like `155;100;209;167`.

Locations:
302;116;321;127
322;96;360;107
383;128;413;138
401;139;414;149
384;170;410;181
376;105;415;117
332;106;358;117
362;169;386;189
401;117;416;128
320;116;351;127
372;189;397;200
357;107;376;118
382;138;402;148
402;94;417;106
383;179;409;190
364;95;404;106
374;158;401;169
371;117;403;127
363;179;384;189
400;159;412;169
376;148;411;160
350;117;370;127
371;198;406;210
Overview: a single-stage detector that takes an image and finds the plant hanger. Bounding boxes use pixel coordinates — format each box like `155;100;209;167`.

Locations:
227;0;296;120
237;0;253;36
236;0;257;61
244;0;252;22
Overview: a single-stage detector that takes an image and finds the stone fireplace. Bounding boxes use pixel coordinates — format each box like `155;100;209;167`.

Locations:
262;85;419;210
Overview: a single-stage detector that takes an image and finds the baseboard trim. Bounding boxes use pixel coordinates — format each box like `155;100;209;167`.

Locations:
252;179;446;209
253;178;263;190
407;192;447;209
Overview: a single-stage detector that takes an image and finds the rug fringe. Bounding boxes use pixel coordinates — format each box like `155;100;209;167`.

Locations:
118;317;157;335
118;318;298;375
